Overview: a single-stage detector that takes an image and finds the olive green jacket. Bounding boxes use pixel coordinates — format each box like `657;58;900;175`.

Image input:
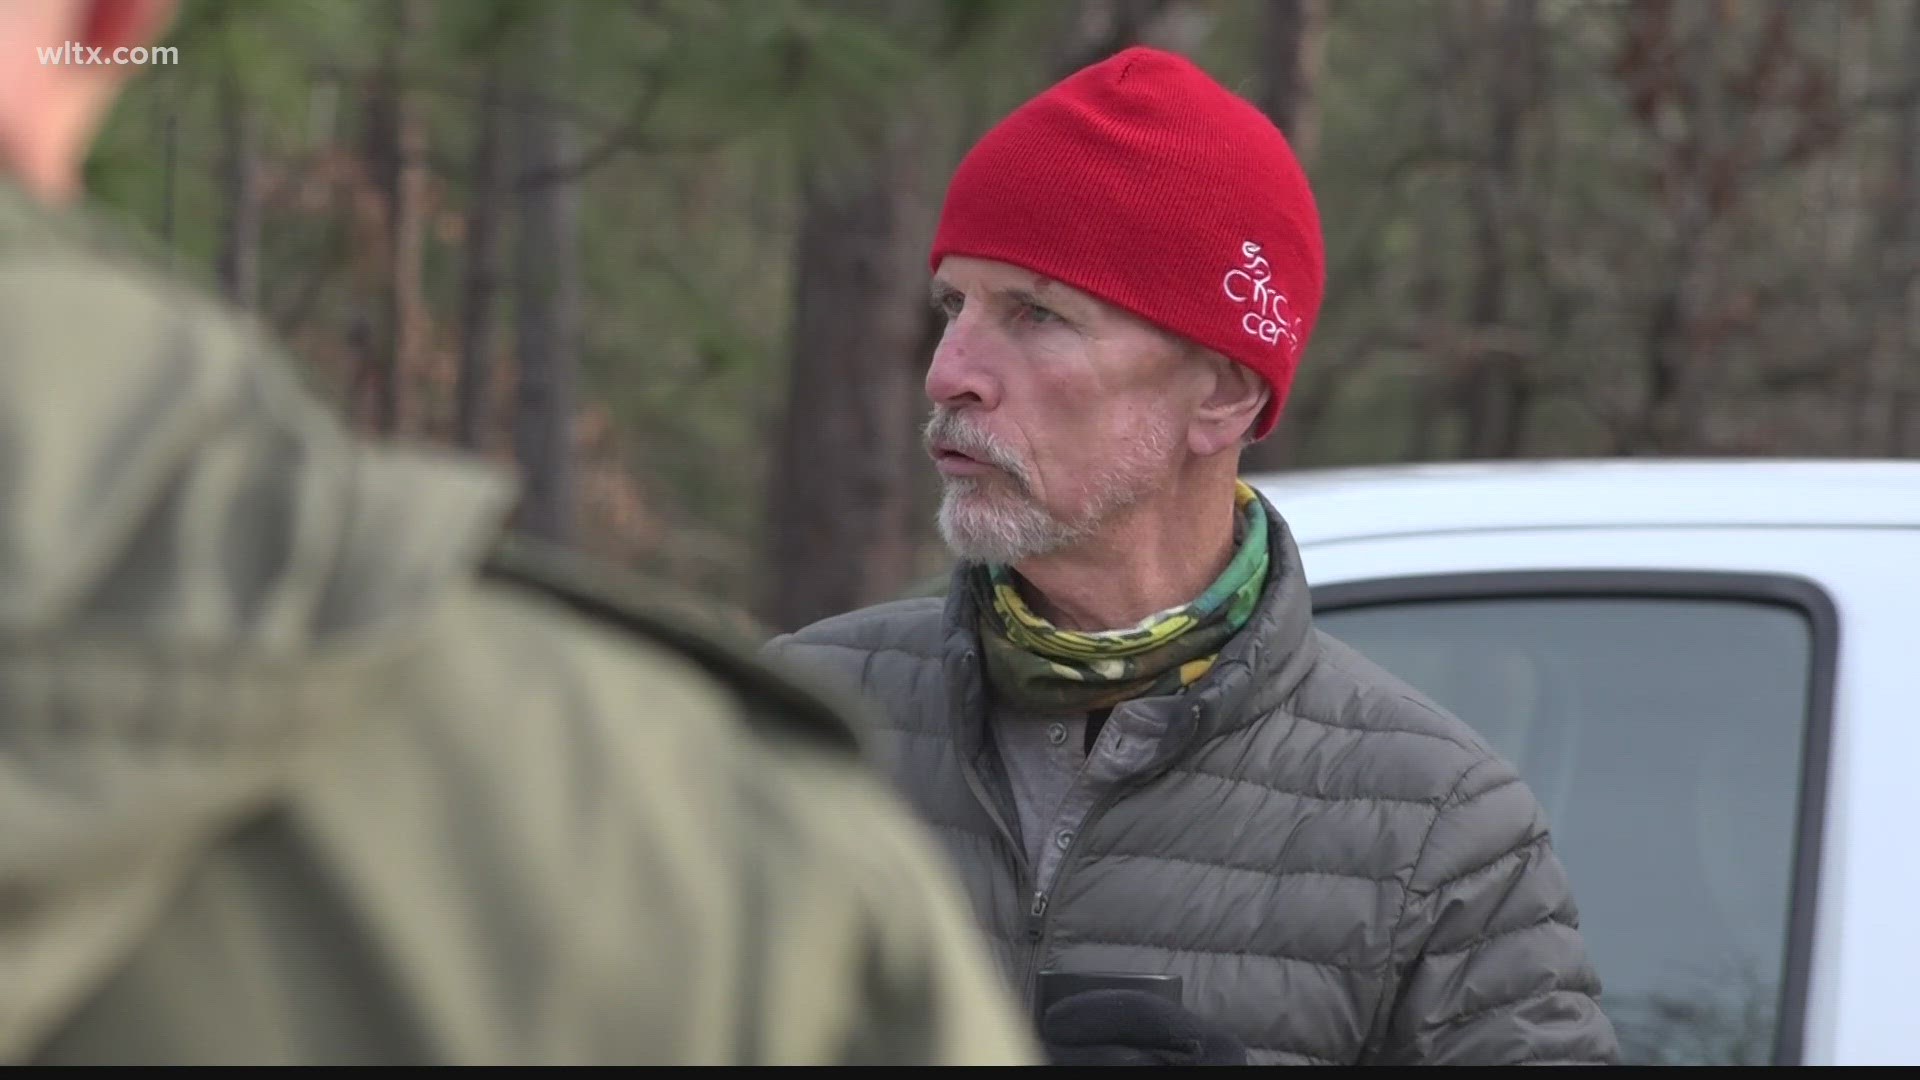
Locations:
0;180;1038;1066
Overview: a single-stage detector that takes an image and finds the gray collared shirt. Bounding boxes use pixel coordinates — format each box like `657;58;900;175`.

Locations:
991;699;1174;894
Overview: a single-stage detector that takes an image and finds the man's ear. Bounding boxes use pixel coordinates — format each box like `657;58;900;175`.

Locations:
1187;352;1268;457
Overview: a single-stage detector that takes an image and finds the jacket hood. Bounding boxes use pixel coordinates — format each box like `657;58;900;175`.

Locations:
0;179;515;1060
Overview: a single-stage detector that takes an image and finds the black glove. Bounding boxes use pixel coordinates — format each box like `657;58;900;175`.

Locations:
1039;987;1248;1066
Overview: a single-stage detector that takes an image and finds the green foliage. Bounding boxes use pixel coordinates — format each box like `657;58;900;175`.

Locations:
73;0;1920;607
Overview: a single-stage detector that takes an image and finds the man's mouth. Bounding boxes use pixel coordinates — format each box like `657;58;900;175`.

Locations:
930;442;999;477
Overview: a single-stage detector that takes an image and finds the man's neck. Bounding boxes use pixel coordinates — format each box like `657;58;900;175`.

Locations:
1012;472;1244;632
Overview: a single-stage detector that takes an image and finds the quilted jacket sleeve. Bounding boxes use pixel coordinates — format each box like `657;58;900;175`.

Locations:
1370;756;1620;1065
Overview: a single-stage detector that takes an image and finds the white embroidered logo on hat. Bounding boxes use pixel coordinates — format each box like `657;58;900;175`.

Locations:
1221;241;1303;353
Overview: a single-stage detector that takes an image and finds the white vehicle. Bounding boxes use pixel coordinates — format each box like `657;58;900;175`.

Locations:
1245;457;1920;1068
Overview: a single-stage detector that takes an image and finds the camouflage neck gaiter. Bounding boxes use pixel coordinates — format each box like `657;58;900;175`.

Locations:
969;481;1270;715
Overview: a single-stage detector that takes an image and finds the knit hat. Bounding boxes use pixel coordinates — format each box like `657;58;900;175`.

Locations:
930;47;1323;440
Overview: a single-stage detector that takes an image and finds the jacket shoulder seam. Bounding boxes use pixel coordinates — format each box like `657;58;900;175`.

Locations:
481;535;867;753
1300;647;1490;755
1278;690;1487;759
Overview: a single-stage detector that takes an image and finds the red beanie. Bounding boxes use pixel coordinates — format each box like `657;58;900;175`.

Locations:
930;47;1323;440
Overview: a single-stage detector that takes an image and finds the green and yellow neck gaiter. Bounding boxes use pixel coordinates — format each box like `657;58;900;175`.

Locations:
969;480;1270;714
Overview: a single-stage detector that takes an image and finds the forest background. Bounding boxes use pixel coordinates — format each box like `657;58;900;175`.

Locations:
89;0;1920;634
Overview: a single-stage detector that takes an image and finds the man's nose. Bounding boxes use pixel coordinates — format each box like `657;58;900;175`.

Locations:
924;317;1000;410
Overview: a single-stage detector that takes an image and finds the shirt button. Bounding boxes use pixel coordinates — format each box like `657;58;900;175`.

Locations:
1047;722;1068;746
1055;830;1075;851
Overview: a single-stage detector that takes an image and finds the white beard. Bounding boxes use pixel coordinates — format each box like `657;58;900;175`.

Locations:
933;412;1179;565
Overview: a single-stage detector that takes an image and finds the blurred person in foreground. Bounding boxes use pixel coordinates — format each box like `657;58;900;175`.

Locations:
764;46;1620;1066
0;0;1038;1065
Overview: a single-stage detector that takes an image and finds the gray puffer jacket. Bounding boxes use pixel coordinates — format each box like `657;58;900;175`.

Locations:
763;499;1619;1065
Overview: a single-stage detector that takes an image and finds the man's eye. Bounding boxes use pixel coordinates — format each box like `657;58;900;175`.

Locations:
934;293;964;320
1018;302;1059;325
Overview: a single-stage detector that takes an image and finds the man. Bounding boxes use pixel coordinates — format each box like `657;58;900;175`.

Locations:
763;46;1621;1066
0;0;1038;1065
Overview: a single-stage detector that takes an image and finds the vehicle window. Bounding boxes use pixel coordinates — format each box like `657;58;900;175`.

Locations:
1314;592;1818;1066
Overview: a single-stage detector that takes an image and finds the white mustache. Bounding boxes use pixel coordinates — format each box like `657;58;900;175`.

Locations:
923;410;1032;491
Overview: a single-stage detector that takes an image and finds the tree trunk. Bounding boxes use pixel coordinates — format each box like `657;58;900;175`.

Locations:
362;22;395;433
1241;0;1328;472
1616;0;1712;452
1867;3;1920;455
1460;0;1536;459
159;101;178;248
390;0;429;437
511;5;581;546
362;0;426;437
1053;0;1171;76
1895;7;1920;456
1257;0;1323;160
758;110;935;632
217;64;261;309
1051;0;1214;76
458;59;507;452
